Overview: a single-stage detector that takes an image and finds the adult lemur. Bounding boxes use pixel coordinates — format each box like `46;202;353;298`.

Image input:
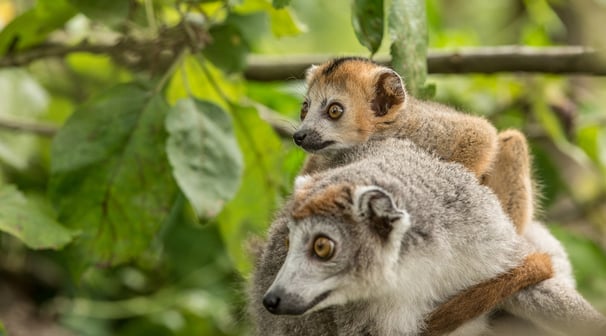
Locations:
249;138;605;335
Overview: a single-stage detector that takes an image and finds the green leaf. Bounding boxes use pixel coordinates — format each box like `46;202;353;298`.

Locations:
269;8;305;37
67;0;129;28
0;69;49;169
49;83;178;268
166;56;244;111
0;0;76;54
166;99;243;219
226;12;268;49
0;321;5;336
216;104;282;275
531;96;567;144
272;0;291;9
388;0;428;96
351;0;384;56
576;125;601;165
202;23;249;73
0;185;75;249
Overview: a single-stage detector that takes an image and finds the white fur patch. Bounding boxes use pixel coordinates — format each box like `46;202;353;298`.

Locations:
294;175;312;191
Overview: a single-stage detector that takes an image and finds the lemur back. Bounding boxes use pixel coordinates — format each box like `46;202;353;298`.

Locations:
294;57;534;233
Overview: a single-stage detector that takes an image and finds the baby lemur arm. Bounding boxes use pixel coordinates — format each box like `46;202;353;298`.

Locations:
422;252;554;336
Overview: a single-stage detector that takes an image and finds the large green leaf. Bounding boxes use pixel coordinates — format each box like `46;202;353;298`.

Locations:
202;23;249;73
166;99;243;219
67;0;129;28
49;83;178;268
272;0;291;9
351;0;384;56
217;104;282;274
0;321;5;336
0;185;75;249
388;0;428;96
0;0;76;54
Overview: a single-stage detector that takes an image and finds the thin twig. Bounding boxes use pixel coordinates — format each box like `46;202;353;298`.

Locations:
0;117;59;137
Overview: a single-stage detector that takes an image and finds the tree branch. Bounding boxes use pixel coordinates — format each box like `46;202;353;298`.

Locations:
245;46;606;81
0;23;208;75
2;42;603;78
0;117;58;137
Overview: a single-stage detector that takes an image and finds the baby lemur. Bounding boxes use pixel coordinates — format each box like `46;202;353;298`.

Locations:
294;57;533;233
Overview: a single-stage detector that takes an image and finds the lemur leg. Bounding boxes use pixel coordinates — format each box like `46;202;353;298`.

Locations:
482;129;534;234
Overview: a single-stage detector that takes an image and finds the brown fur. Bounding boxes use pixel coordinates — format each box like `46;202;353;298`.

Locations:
300;58;535;233
422;252;554;336
482;130;534;234
292;182;352;220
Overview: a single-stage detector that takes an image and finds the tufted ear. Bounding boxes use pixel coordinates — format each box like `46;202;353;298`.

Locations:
353;186;410;242
305;64;320;84
371;69;407;117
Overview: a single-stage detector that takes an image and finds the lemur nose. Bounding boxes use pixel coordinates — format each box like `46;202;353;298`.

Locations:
293;130;307;145
263;292;281;313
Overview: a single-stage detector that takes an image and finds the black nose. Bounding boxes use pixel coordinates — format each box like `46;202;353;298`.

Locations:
293;130;307;146
263;292;281;313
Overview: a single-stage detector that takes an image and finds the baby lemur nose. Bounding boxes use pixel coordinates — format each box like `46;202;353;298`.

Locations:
263;292;281;312
293;130;307;145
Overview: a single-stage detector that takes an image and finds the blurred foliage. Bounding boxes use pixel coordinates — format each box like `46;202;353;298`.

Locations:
0;0;605;334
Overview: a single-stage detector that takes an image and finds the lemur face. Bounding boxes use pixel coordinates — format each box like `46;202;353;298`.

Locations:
293;57;406;154
262;184;411;316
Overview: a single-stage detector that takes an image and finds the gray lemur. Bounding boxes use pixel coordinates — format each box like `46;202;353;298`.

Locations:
248;138;605;335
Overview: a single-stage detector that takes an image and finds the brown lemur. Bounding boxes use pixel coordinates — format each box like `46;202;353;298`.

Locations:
293;57;534;234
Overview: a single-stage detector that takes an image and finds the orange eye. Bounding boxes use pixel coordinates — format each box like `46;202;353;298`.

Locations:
327;103;343;120
313;236;335;260
301;101;309;120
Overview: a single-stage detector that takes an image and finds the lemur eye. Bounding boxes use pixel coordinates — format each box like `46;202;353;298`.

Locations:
327;103;344;120
285;237;289;249
300;101;309;120
313;236;335;260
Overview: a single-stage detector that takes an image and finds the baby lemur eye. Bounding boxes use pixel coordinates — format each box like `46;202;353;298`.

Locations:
313;236;335;260
327;103;344;120
300;101;309;120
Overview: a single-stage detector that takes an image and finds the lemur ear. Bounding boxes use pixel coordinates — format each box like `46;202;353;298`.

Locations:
305;64;319;84
294;175;312;191
353;186;410;242
371;69;407;117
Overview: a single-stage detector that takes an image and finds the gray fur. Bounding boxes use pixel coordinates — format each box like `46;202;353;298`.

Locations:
249;138;606;335
250;138;528;335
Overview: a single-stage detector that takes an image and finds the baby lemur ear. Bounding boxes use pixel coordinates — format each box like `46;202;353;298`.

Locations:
305;64;319;84
371;69;407;117
353;186;410;242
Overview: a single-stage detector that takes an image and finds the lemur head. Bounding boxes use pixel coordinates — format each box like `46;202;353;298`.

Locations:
293;57;407;153
262;176;411;315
